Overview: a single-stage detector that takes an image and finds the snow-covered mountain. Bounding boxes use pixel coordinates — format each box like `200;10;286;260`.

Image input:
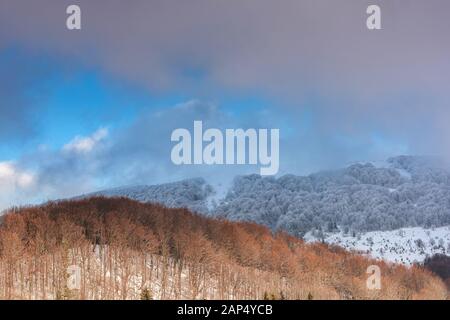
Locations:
79;177;214;214
215;156;450;235
78;156;450;263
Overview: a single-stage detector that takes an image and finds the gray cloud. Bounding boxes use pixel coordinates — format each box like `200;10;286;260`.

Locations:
0;96;442;210
4;100;281;209
2;1;449;93
88;100;286;185
1;0;450;209
1;0;450;157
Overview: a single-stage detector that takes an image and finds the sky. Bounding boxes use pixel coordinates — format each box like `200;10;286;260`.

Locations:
1;0;450;209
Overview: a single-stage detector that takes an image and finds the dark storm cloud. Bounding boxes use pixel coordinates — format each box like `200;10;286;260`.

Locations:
1;0;450;157
1;1;449;91
1;0;449;94
2;0;450;210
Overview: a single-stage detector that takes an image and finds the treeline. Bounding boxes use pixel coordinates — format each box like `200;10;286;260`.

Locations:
0;197;447;300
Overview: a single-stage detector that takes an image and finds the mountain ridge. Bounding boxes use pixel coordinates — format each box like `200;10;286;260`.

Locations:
79;155;450;231
77;155;450;263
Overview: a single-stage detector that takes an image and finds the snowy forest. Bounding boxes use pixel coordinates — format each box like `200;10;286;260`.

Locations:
87;156;450;237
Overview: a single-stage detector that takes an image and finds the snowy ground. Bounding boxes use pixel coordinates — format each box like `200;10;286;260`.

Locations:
305;226;450;265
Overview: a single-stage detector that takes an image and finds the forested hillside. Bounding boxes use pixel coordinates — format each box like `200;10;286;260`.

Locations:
0;197;446;300
215;156;450;235
86;156;450;237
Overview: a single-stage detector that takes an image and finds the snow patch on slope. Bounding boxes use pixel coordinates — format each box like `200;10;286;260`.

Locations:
305;226;450;265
